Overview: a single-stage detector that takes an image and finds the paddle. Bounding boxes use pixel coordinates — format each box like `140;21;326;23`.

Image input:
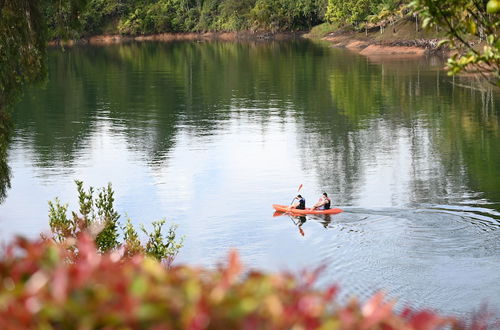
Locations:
290;184;303;206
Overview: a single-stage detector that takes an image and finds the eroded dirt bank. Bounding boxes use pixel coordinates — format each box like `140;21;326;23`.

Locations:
317;19;448;59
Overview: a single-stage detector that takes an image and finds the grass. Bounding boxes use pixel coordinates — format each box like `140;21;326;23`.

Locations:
305;22;340;38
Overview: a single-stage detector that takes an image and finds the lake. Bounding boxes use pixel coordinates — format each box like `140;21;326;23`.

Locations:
1;40;499;318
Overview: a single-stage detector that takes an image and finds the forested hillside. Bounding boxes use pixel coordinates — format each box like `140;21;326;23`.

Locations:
55;0;407;37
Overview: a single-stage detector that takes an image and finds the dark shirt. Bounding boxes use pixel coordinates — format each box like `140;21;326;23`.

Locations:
297;197;306;209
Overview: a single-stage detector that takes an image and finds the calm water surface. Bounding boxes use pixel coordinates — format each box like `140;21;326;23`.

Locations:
1;40;500;318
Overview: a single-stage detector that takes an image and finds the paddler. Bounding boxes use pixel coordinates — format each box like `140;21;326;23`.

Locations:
291;194;306;210
311;192;331;210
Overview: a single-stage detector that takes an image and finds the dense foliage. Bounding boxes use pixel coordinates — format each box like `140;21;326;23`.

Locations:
412;0;500;85
57;0;418;36
75;0;420;35
78;0;328;34
43;0;89;40
48;180;183;264
0;0;47;114
325;0;403;26
0;233;474;329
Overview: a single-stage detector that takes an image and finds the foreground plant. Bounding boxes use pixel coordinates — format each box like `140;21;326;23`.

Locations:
48;180;183;264
412;0;500;85
0;234;479;329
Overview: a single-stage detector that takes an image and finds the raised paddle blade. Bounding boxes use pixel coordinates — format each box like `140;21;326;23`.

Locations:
290;184;303;205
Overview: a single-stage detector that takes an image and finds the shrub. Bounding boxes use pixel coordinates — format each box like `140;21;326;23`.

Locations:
307;22;339;37
0;234;471;329
48;180;183;264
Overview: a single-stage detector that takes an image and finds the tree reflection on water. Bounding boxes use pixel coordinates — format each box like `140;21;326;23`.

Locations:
0;112;11;204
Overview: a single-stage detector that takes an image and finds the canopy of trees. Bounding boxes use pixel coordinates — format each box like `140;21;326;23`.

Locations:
78;0;328;35
325;0;403;26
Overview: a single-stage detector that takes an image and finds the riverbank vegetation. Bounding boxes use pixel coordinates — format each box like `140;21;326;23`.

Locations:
59;0;487;37
75;0;327;36
59;0;411;37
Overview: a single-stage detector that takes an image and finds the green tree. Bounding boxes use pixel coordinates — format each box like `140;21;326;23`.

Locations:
250;0;325;31
0;0;50;202
43;0;89;40
412;0;500;85
0;0;47;114
80;0;133;35
0;0;88;114
325;0;401;26
117;0;197;34
218;0;256;30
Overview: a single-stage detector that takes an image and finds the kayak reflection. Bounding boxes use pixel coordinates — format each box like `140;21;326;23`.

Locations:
273;211;334;236
291;215;307;237
273;211;332;236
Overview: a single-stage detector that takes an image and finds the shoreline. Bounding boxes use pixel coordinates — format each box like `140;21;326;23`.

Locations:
314;23;449;59
49;27;448;59
321;33;439;58
48;31;306;47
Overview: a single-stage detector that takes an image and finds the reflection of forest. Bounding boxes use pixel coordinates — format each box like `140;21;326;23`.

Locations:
15;41;329;167
311;52;500;208
13;40;500;209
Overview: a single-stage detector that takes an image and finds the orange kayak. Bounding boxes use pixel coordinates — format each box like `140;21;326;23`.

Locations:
272;204;343;215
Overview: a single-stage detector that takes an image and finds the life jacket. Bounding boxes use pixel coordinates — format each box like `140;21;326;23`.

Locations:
324;197;331;209
297;198;306;209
